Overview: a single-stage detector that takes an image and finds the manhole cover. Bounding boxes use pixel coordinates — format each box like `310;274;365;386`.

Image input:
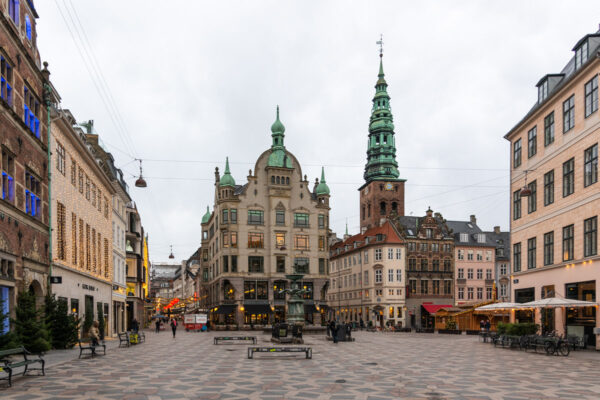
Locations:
225;349;237;352
335;379;346;384
364;362;377;366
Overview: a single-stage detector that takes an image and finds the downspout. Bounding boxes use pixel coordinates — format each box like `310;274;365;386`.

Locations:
41;62;52;294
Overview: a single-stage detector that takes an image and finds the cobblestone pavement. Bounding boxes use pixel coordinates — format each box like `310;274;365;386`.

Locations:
2;329;600;399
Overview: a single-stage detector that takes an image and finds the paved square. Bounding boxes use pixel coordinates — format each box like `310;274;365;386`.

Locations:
1;330;600;399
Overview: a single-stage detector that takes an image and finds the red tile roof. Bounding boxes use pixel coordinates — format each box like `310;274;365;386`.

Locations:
330;221;403;257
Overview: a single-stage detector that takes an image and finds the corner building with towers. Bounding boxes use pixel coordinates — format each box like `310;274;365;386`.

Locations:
200;109;331;327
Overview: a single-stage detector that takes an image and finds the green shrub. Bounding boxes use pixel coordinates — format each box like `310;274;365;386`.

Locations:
497;322;539;336
97;303;105;339
0;297;18;351
13;291;51;353
45;295;79;349
83;300;94;336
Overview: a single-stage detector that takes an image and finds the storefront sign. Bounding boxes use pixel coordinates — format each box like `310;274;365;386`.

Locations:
82;284;96;291
50;276;62;284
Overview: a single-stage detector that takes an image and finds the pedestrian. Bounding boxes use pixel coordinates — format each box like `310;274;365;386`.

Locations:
360;318;365;331
485;319;491;333
330;320;338;344
132;318;139;333
170;318;177;338
326;319;331;337
155;318;161;333
479;319;484;332
89;320;100;347
346;322;352;339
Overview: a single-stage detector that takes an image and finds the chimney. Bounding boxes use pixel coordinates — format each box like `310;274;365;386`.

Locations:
494;226;501;234
470;215;476;225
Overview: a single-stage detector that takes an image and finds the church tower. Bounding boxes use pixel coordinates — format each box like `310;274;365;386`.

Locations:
359;47;406;232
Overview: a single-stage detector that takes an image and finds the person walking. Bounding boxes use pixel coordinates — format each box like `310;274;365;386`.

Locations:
170;318;177;338
360;318;365;331
326;319;331;337
330;320;338;344
132;318;139;333
89;321;100;347
155;318;161;333
484;319;491;333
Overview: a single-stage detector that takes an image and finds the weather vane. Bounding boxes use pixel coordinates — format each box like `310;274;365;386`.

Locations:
376;34;384;57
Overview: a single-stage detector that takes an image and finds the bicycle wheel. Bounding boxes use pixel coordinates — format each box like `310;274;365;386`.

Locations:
544;341;555;355
559;342;570;356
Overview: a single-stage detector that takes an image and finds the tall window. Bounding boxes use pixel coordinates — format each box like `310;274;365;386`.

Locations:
575;41;588;69
375;249;382;261
421;259;428;271
486;287;492;300
563;95;575;133
544;170;554;206
388;269;393;282
25;14;31;40
420;280;428;294
275;210;285;225
476;269;482;279
527;126;537;158
538;80;548;103
432;259;440;271
230;232;238;248
294;258;309;274
513;243;521;272
513;139;522;168
374;269;382;283
248;256;264;273
23;86;40;138
467;287;473;300
527;180;536;214
1;148;15;202
387;248;393;260
458;268;464;279
222;209;228;223
319;258;325;274
56;202;66;261
72;213;77;265
8;0;19;25
294;213;309;227
56;143;66;175
584;144;598;187
562;224;574;261
486;269;492;279
248;232;264;248
364;271;369;285
513;190;521;220
396;269;402;282
230;208;237;223
432;280;440;295
563;158;574;197
25;171;41;218
294;235;309;250
543;231;554;266
477;287;483;300
1;55;13;106
318;214;325;229
408;258;416;271
527;238;536;269
544;111;554;146
318;236;325;251
585;76;598;117
396;248;402;259
500;264;507;275
458;287;464;300
467;268;473;279
78;167;84;193
584;217;597;257
248;210;264;225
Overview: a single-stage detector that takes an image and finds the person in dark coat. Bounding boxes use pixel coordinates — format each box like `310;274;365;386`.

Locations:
170;318;177;338
132;318;139;333
326;319;332;337
484;320;491;332
346;323;352;339
360;318;365;331
155;319;161;333
330;320;338;344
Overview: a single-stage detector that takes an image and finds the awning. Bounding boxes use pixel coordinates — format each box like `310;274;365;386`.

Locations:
422;304;453;314
304;304;318;314
212;304;237;315
244;304;273;314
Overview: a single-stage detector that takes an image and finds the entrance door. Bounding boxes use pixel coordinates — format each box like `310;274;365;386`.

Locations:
541;308;555;334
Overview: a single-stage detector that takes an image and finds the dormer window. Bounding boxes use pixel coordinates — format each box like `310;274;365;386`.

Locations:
477;233;486;243
460;233;468;243
575;40;589;70
538;79;548;103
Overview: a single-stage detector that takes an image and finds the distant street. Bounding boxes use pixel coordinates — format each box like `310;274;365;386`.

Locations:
2;330;600;399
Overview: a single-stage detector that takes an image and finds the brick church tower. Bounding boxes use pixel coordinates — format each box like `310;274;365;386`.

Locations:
359;52;406;232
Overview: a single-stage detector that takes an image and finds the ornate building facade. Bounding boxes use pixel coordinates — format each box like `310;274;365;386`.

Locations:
201;109;331;327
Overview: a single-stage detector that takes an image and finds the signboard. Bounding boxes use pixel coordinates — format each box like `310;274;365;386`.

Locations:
196;314;207;324
50;276;62;284
184;315;196;324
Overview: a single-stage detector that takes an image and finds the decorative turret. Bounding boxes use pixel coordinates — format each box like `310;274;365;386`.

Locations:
219;157;236;187
363;53;400;183
315;167;330;196
201;206;212;224
267;106;293;168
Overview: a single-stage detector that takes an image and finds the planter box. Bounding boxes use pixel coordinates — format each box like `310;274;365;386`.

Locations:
416;328;434;333
438;329;462;334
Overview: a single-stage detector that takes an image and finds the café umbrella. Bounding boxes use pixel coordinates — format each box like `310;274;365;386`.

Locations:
519;297;597;308
475;302;520;311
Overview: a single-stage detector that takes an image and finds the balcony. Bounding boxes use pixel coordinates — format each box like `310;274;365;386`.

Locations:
456;278;467;285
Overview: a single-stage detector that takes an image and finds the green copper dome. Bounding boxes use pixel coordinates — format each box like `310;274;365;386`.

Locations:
201;206;212;224
315;167;330;196
267;106;293;168
219;157;236;187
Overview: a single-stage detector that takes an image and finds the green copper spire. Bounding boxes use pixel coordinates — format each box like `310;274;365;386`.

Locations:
315;166;330;196
268;106;293;168
201;206;211;224
219;157;236;187
363;53;400;183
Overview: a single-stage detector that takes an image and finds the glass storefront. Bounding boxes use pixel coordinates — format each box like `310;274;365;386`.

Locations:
566;280;596;346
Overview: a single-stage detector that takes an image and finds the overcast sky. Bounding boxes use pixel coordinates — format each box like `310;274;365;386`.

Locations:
35;1;599;262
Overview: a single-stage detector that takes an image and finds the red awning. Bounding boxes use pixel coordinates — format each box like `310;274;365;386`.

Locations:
422;304;453;314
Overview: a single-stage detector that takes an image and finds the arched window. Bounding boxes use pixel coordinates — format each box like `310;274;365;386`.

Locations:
391;202;397;213
25;15;32;40
276;176;280;184
362;206;365;220
380;202;386;215
286;177;289;185
271;176;275;184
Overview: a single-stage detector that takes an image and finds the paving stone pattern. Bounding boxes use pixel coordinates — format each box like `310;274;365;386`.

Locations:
2;330;600;399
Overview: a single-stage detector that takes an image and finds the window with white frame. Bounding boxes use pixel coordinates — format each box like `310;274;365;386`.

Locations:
458;268;464;279
375;249;382;261
467;269;473;279
375;269;382;283
396;248;401;259
388;248;393;260
388;269;393;282
467;250;474;260
396;269;402;282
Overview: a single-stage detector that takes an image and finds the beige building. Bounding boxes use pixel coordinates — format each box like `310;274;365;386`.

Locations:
505;30;599;348
329;221;406;328
201;108;331;327
50;110;115;335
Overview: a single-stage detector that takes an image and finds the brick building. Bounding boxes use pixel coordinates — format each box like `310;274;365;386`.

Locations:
505;28;599;347
1;0;51;328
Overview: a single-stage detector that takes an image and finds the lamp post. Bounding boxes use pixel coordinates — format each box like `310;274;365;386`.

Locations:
41;62;53;293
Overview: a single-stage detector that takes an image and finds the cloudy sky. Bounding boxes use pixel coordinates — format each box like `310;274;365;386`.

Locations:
35;0;599;262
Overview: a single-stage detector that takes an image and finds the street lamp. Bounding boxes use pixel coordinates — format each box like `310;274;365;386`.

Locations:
168;245;175;259
135;159;147;188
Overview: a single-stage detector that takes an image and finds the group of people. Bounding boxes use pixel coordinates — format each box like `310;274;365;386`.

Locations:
480;319;491;332
155;317;179;338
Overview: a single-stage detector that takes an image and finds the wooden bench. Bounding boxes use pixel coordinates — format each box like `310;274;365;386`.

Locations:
118;332;130;348
78;339;106;358
0;347;45;387
214;336;257;345
247;346;312;359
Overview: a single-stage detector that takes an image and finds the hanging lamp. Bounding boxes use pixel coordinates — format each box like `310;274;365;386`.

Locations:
519;170;532;197
135;159;147;188
168;245;175;259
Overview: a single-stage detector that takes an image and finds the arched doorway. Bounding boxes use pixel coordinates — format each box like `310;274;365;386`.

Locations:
28;280;44;309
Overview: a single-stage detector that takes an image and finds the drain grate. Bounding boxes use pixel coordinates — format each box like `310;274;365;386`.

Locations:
364;362;377;366
335;379;346;384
